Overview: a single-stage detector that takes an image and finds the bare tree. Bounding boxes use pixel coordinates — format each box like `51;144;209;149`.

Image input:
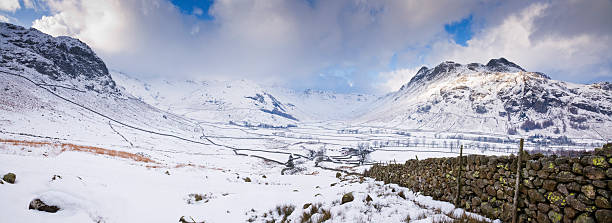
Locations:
356;142;373;165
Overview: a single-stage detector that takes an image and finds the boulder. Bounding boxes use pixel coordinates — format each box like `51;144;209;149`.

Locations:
2;173;16;184
29;199;60;213
341;192;354;204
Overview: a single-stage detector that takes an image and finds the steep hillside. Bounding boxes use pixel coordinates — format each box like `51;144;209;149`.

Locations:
0;22;206;150
0;22;116;93
358;58;612;140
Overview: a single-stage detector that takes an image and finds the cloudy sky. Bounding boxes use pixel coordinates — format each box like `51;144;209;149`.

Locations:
1;0;611;93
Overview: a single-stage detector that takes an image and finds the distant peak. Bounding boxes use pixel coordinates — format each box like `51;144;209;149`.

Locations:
416;66;429;75
485;57;525;72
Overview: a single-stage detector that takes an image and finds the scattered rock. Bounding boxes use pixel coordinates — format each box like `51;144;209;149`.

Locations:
303;203;311;209
244;177;251;182
29;199;60;213
51;175;62;181
165;170;170;175
3;173;16;184
398;191;406;199
179;216;204;223
365;194;373;202
341;192;354;204
335;172;342;178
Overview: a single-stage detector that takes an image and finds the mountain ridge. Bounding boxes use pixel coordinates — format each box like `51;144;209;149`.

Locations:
360;59;612;140
1;22;609;141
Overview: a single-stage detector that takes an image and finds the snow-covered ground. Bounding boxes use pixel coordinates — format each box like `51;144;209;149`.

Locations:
0;66;601;222
1;68;503;222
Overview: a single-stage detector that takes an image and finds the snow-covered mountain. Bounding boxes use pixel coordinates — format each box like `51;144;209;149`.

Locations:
357;58;612;140
112;72;377;125
0;22;202;147
0;22;117;93
2;21;609;141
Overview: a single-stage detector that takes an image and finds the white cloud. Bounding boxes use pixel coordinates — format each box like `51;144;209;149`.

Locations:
0;0;20;12
192;7;203;16
32;0;135;53
0;14;10;22
25;0;612;92
29;0;478;90
377;67;422;92
424;2;612;84
23;0;34;9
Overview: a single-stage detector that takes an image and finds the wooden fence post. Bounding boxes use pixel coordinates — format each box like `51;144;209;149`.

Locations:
512;138;524;223
455;145;463;206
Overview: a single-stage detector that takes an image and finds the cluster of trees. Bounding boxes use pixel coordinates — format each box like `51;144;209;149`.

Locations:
520;119;554;132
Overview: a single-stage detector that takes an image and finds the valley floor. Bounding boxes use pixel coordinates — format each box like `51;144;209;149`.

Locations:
0;120;508;223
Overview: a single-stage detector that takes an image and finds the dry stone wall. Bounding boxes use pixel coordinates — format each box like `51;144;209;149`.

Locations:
364;144;612;223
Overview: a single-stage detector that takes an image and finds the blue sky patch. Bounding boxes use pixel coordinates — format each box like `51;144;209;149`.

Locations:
170;0;215;20
444;15;473;46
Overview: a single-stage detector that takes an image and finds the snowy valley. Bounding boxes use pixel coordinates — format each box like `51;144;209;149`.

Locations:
0;21;610;223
